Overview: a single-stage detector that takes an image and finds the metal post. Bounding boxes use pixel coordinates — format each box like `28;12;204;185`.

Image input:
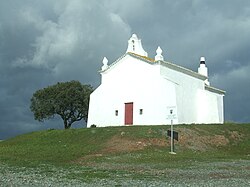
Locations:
171;120;173;152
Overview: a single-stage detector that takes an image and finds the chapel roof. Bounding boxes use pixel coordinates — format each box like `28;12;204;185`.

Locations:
100;34;225;95
127;52;155;62
127;52;207;81
100;52;225;94
205;85;226;95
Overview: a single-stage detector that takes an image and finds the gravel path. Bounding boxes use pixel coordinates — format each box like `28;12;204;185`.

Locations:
0;160;250;186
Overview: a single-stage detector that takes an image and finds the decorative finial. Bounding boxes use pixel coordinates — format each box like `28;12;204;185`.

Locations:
102;57;109;71
155;46;164;61
156;46;162;55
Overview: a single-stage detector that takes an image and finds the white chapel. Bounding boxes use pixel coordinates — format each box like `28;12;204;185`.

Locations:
87;34;225;127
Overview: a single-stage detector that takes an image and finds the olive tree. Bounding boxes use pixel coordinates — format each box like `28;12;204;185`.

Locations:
30;80;93;129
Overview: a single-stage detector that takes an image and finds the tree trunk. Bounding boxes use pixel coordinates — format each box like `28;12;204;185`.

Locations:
64;119;71;129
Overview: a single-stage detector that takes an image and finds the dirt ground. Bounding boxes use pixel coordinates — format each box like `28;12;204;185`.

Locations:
79;127;244;161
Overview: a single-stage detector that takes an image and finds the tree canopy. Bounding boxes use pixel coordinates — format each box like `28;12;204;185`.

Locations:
30;80;93;129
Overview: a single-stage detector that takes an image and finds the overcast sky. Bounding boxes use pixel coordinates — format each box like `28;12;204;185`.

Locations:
1;0;250;139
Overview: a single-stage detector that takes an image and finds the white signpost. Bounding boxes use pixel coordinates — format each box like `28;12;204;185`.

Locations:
166;106;177;154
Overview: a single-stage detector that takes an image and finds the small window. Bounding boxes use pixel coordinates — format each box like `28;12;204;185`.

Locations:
115;110;118;116
139;109;143;115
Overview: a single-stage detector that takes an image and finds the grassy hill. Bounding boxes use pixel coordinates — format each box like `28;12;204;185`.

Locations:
0;123;250;185
0;123;249;165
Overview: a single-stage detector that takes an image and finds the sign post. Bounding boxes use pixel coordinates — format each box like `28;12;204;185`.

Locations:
170;119;174;153
166;106;177;155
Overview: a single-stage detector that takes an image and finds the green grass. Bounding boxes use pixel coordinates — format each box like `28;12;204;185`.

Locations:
0;124;250;183
0;124;250;169
0;127;117;166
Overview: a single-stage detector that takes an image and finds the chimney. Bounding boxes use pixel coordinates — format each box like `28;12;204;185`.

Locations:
198;56;210;85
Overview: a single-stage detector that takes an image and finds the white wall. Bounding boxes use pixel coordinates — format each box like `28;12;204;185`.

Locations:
160;65;204;124
196;89;224;123
87;54;224;127
88;55;165;127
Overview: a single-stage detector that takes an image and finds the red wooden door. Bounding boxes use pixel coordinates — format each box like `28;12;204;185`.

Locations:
125;102;133;125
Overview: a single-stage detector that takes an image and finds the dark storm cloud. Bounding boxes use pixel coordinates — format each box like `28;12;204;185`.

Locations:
106;0;250;122
80;0;250;123
0;0;131;139
1;0;250;139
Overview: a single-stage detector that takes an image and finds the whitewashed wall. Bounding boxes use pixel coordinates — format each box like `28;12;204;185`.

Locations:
87;54;224;127
87;55;173;127
196;89;224;123
160;64;204;124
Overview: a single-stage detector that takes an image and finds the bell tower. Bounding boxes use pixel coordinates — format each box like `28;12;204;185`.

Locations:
126;34;148;57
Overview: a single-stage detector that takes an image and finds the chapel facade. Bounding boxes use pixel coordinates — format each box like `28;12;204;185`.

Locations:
87;34;225;127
